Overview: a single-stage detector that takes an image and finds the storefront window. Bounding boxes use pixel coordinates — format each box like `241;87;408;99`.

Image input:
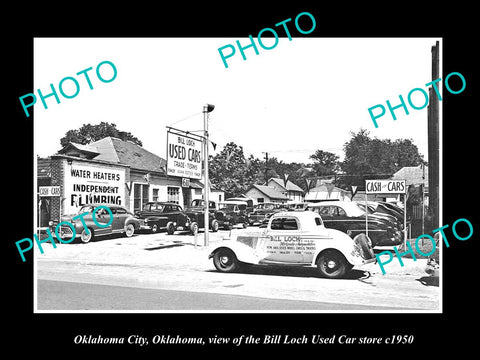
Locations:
134;183;150;211
167;187;180;204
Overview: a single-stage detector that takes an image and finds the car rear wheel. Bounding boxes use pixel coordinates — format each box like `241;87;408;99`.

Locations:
125;223;135;238
80;228;94;243
316;249;350;279
213;248;240;273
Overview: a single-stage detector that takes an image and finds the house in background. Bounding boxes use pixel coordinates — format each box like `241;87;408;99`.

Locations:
305;183;351;202
265;177;304;203
244;184;289;205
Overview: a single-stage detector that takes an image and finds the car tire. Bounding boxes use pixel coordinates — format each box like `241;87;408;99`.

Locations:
242;222;248;229
125;223;135;238
150;222;159;233
166;222;175;235
211;219;219;232
213;248;240;273
190;222;199;235
224;222;233;230
80;228;94;243
316;249;350;279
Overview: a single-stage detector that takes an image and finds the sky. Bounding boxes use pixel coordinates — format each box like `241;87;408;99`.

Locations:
33;37;441;164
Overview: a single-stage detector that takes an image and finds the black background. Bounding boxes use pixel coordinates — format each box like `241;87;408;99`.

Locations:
6;2;477;355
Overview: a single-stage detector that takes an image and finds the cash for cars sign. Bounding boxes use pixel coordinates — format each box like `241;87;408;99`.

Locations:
166;130;202;180
365;179;406;194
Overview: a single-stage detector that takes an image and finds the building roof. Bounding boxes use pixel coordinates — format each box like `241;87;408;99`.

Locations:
390;165;428;186
308;183;349;193
56;142;100;159
267;177;304;193
90;137;166;174
247;184;289;201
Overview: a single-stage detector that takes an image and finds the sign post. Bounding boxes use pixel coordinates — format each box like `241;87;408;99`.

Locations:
203;104;215;246
166;103;214;247
365;179;407;247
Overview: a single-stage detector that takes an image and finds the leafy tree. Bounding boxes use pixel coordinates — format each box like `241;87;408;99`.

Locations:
60;122;143;147
339;129;425;188
309;149;340;176
209;142;252;198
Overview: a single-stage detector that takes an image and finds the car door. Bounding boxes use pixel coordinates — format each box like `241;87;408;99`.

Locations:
330;205;349;233
93;206;113;235
264;216;303;263
317;206;334;228
113;207;129;232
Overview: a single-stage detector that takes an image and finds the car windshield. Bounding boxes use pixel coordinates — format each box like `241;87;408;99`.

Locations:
143;203;164;211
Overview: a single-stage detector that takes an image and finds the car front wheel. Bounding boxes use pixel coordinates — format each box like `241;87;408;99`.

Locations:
316;249;350;279
80;228;94;243
166;222;175;235
213;248;240;273
150;222;159;233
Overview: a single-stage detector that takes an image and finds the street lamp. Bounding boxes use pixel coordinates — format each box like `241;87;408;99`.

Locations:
203;103;215;246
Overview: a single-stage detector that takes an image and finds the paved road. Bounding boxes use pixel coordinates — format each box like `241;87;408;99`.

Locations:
37;279;401;311
35;230;440;311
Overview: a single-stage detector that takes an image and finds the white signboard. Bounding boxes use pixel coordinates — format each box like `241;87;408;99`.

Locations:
63;162;125;214
365;179;406;194
38;186;61;197
166;131;202;180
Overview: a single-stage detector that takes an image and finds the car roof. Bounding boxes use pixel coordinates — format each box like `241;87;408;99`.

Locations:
272;210;321;220
146;201;179;205
219;201;247;205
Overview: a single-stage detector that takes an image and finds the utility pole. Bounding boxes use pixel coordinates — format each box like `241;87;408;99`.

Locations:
203;104;215;246
263;152;269;184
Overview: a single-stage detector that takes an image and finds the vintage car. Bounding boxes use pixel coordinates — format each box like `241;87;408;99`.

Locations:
306;201;403;247
53;204;141;243
247;202;279;225
355;200;404;227
215;201;249;230
208;211;376;279
225;197;254;213
184;200;220;234
135;202;191;234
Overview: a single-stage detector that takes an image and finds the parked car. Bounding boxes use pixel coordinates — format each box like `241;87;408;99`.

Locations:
225;197;254;213
190;199;217;211
306;201;403;247
135;202;191;234
53;204;141;243
184;200;220;234
215;201;249;230
287;202;310;211
248;202;279;225
208;211;376;279
355;201;403;228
